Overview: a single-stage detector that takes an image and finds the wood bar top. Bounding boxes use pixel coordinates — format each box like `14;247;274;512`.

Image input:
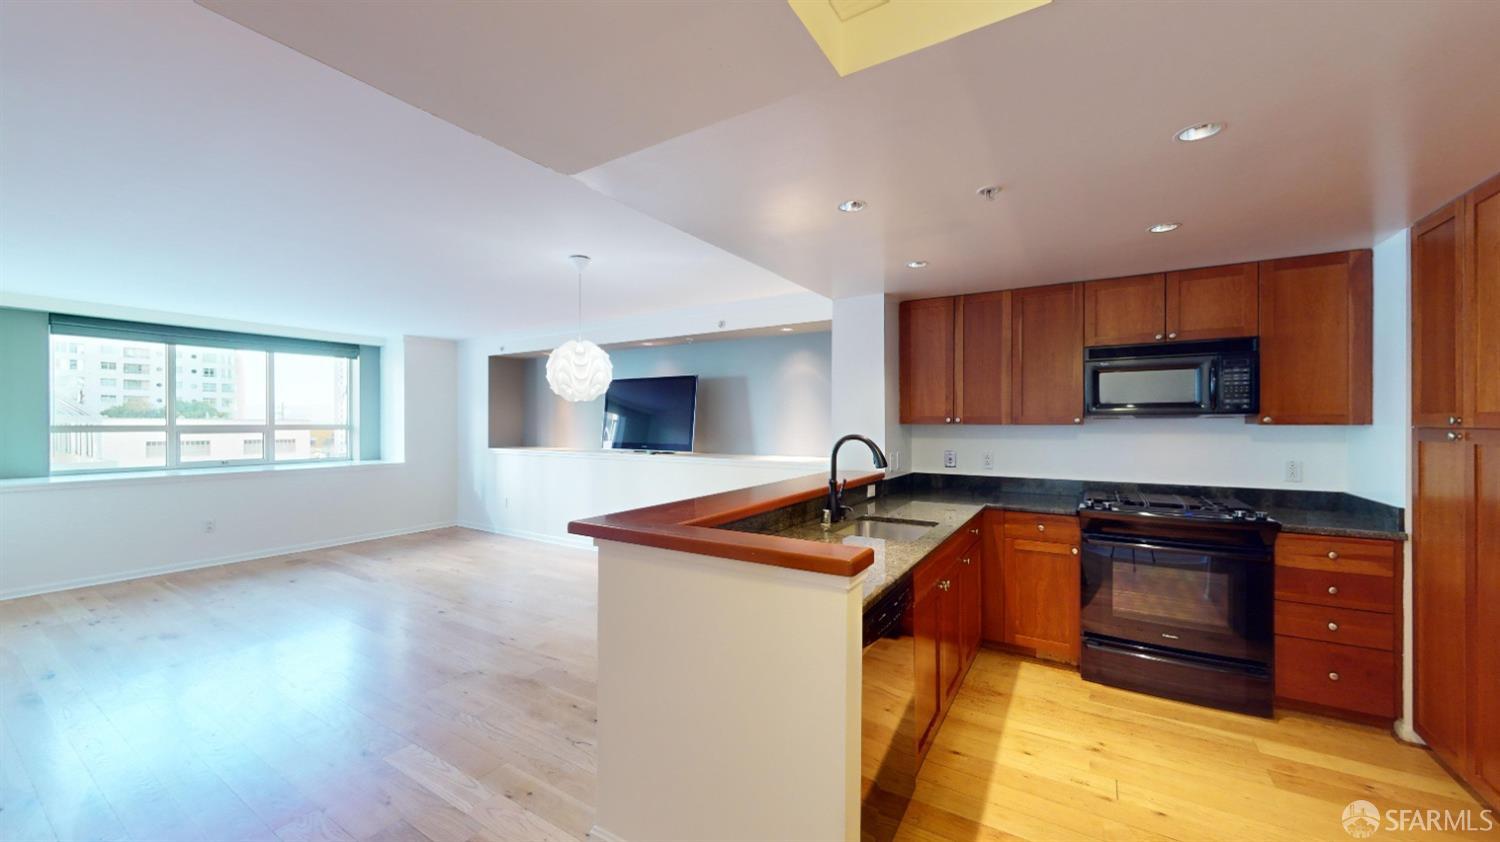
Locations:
568;470;885;577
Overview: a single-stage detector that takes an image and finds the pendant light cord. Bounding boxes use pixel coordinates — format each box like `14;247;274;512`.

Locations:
576;263;583;341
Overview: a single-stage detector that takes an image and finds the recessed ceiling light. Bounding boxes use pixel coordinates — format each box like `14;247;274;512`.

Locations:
1148;222;1181;234
780;327;795;332
906;260;929;269
976;185;1001;201
1175;122;1224;142
837;199;867;213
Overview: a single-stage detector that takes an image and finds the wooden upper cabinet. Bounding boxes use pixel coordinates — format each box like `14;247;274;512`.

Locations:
1256;251;1373;425
1011;283;1083;425
1165;262;1259;341
1411;200;1465;427
1468;175;1500;428
956;291;1011;424
1083;274;1164;346
899;297;955;424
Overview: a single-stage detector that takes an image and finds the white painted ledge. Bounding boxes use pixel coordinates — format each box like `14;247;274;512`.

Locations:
0;459;406;494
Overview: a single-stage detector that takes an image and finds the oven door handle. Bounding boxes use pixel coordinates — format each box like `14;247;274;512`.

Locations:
1081;534;1272;560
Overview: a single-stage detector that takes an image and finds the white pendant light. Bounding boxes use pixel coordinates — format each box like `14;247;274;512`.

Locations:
546;254;613;402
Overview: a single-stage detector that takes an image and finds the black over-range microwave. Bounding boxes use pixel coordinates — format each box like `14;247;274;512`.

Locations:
1083;338;1257;417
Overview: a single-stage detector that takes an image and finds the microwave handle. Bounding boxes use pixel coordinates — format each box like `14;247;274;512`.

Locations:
1208;363;1218;409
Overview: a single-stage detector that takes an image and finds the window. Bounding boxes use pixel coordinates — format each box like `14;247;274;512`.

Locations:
48;325;359;473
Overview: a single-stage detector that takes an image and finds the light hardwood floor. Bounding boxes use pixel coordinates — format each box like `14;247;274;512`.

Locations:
0;528;1487;841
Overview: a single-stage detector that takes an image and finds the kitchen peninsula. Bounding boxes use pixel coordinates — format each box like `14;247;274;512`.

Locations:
570;470;1405;842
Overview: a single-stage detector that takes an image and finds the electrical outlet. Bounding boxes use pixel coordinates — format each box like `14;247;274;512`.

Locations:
943;450;958;469
890;450;901;472
203;520;216;534
1285;460;1303;483
865;484;877;499
982;452;995;471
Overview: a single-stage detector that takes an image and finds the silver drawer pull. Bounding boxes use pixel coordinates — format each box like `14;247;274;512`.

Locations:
1327;550;1339;560
960;557;971;565
969;528;979;535
1327;621;1339;632
1328;672;1341;682
1071;547;1079;555
1037;523;1046;532
1327;586;1339;595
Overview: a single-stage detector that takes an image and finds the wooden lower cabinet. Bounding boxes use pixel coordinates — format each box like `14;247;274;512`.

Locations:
911;520;982;756
1273;534;1401;722
1413;428;1500;806
984;511;1081;664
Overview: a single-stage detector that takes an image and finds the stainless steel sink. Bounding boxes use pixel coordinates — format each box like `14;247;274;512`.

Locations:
837;515;939;542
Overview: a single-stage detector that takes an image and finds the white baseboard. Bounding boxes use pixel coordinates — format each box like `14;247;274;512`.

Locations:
587;825;627;842
456;520;598;551
0;520;457;601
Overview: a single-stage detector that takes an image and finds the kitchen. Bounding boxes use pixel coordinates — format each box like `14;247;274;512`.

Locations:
570;172;1496;841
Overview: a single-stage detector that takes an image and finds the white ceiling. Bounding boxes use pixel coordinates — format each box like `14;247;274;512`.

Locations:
0;1;806;339
196;0;838;176
6;0;1500;340
575;0;1500;298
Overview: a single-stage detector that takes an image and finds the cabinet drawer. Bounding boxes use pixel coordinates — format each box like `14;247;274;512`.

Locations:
1002;511;1080;541
1275;635;1396;718
1275;566;1394;613
1275;533;1398;576
914;530;977;596
1274;600;1394;650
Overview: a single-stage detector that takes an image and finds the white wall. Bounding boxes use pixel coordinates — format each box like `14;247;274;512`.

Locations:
0;336;458;599
1347;231;1411;507
830;294;909;473
909;420;1351;491
460;448;824;547
518;331;832;457
594;539;861;842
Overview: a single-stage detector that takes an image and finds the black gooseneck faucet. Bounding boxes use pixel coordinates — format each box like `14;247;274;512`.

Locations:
827;434;889;524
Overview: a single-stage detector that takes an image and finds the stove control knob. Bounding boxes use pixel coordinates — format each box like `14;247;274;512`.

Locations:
1232;509;1247;519
1255;512;1270;520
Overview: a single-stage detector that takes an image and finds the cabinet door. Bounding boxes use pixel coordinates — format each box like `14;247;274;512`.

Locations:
1083;274;1164;347
912;578;942;754
938;558;964;707
1002;536;1080;663
1011;283;1083;425
980;508;1006;644
1165;262;1258;341
1257;251;1373;425
1468;176;1500;429
958;539;982;668
1413;429;1471;773
1411;201;1466;428
957;291;1010;424
1471;431;1500;804
900;297;955;424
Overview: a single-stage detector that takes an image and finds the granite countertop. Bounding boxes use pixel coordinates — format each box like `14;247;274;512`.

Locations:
1259;508;1408;541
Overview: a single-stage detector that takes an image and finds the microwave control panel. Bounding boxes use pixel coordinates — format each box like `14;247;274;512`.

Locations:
1218;356;1257;413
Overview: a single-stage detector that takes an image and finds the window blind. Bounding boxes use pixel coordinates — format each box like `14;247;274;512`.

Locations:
48;314;360;358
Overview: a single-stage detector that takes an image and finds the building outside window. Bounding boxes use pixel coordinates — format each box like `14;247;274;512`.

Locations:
100;361;116;370
47;322;359;473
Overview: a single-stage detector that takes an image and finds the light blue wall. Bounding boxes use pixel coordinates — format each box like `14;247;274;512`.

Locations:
519;331;832;457
0;307;50;479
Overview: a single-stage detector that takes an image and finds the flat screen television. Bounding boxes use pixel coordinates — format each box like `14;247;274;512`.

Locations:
601;375;698;452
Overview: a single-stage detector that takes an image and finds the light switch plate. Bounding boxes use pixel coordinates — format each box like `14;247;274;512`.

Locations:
982;452;995;470
943;450;958;468
1285;460;1303;483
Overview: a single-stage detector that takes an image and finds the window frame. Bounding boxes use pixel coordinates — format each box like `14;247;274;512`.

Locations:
48;336;358;475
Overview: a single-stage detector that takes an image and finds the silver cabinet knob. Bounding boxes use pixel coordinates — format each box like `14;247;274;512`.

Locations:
945;417;952;423
1327;621;1339;632
1328;672;1341;682
1449;416;1462;426
969;528;979;535
1261;416;1273;424
1327;551;1339;560
1037;523;1046;532
1071;547;1079;555
1154;333;1164;340
955;417;961;423
1073;417;1082;424
1327;585;1339;595
960;557;971;565
1447;431;1464;441
938;579;951;591
1168;332;1178;339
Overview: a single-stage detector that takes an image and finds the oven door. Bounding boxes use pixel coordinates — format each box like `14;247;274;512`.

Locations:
1080;533;1272;663
1084;355;1215;416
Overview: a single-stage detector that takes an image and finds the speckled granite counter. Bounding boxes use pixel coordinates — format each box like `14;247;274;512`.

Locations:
717;473;1406;610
